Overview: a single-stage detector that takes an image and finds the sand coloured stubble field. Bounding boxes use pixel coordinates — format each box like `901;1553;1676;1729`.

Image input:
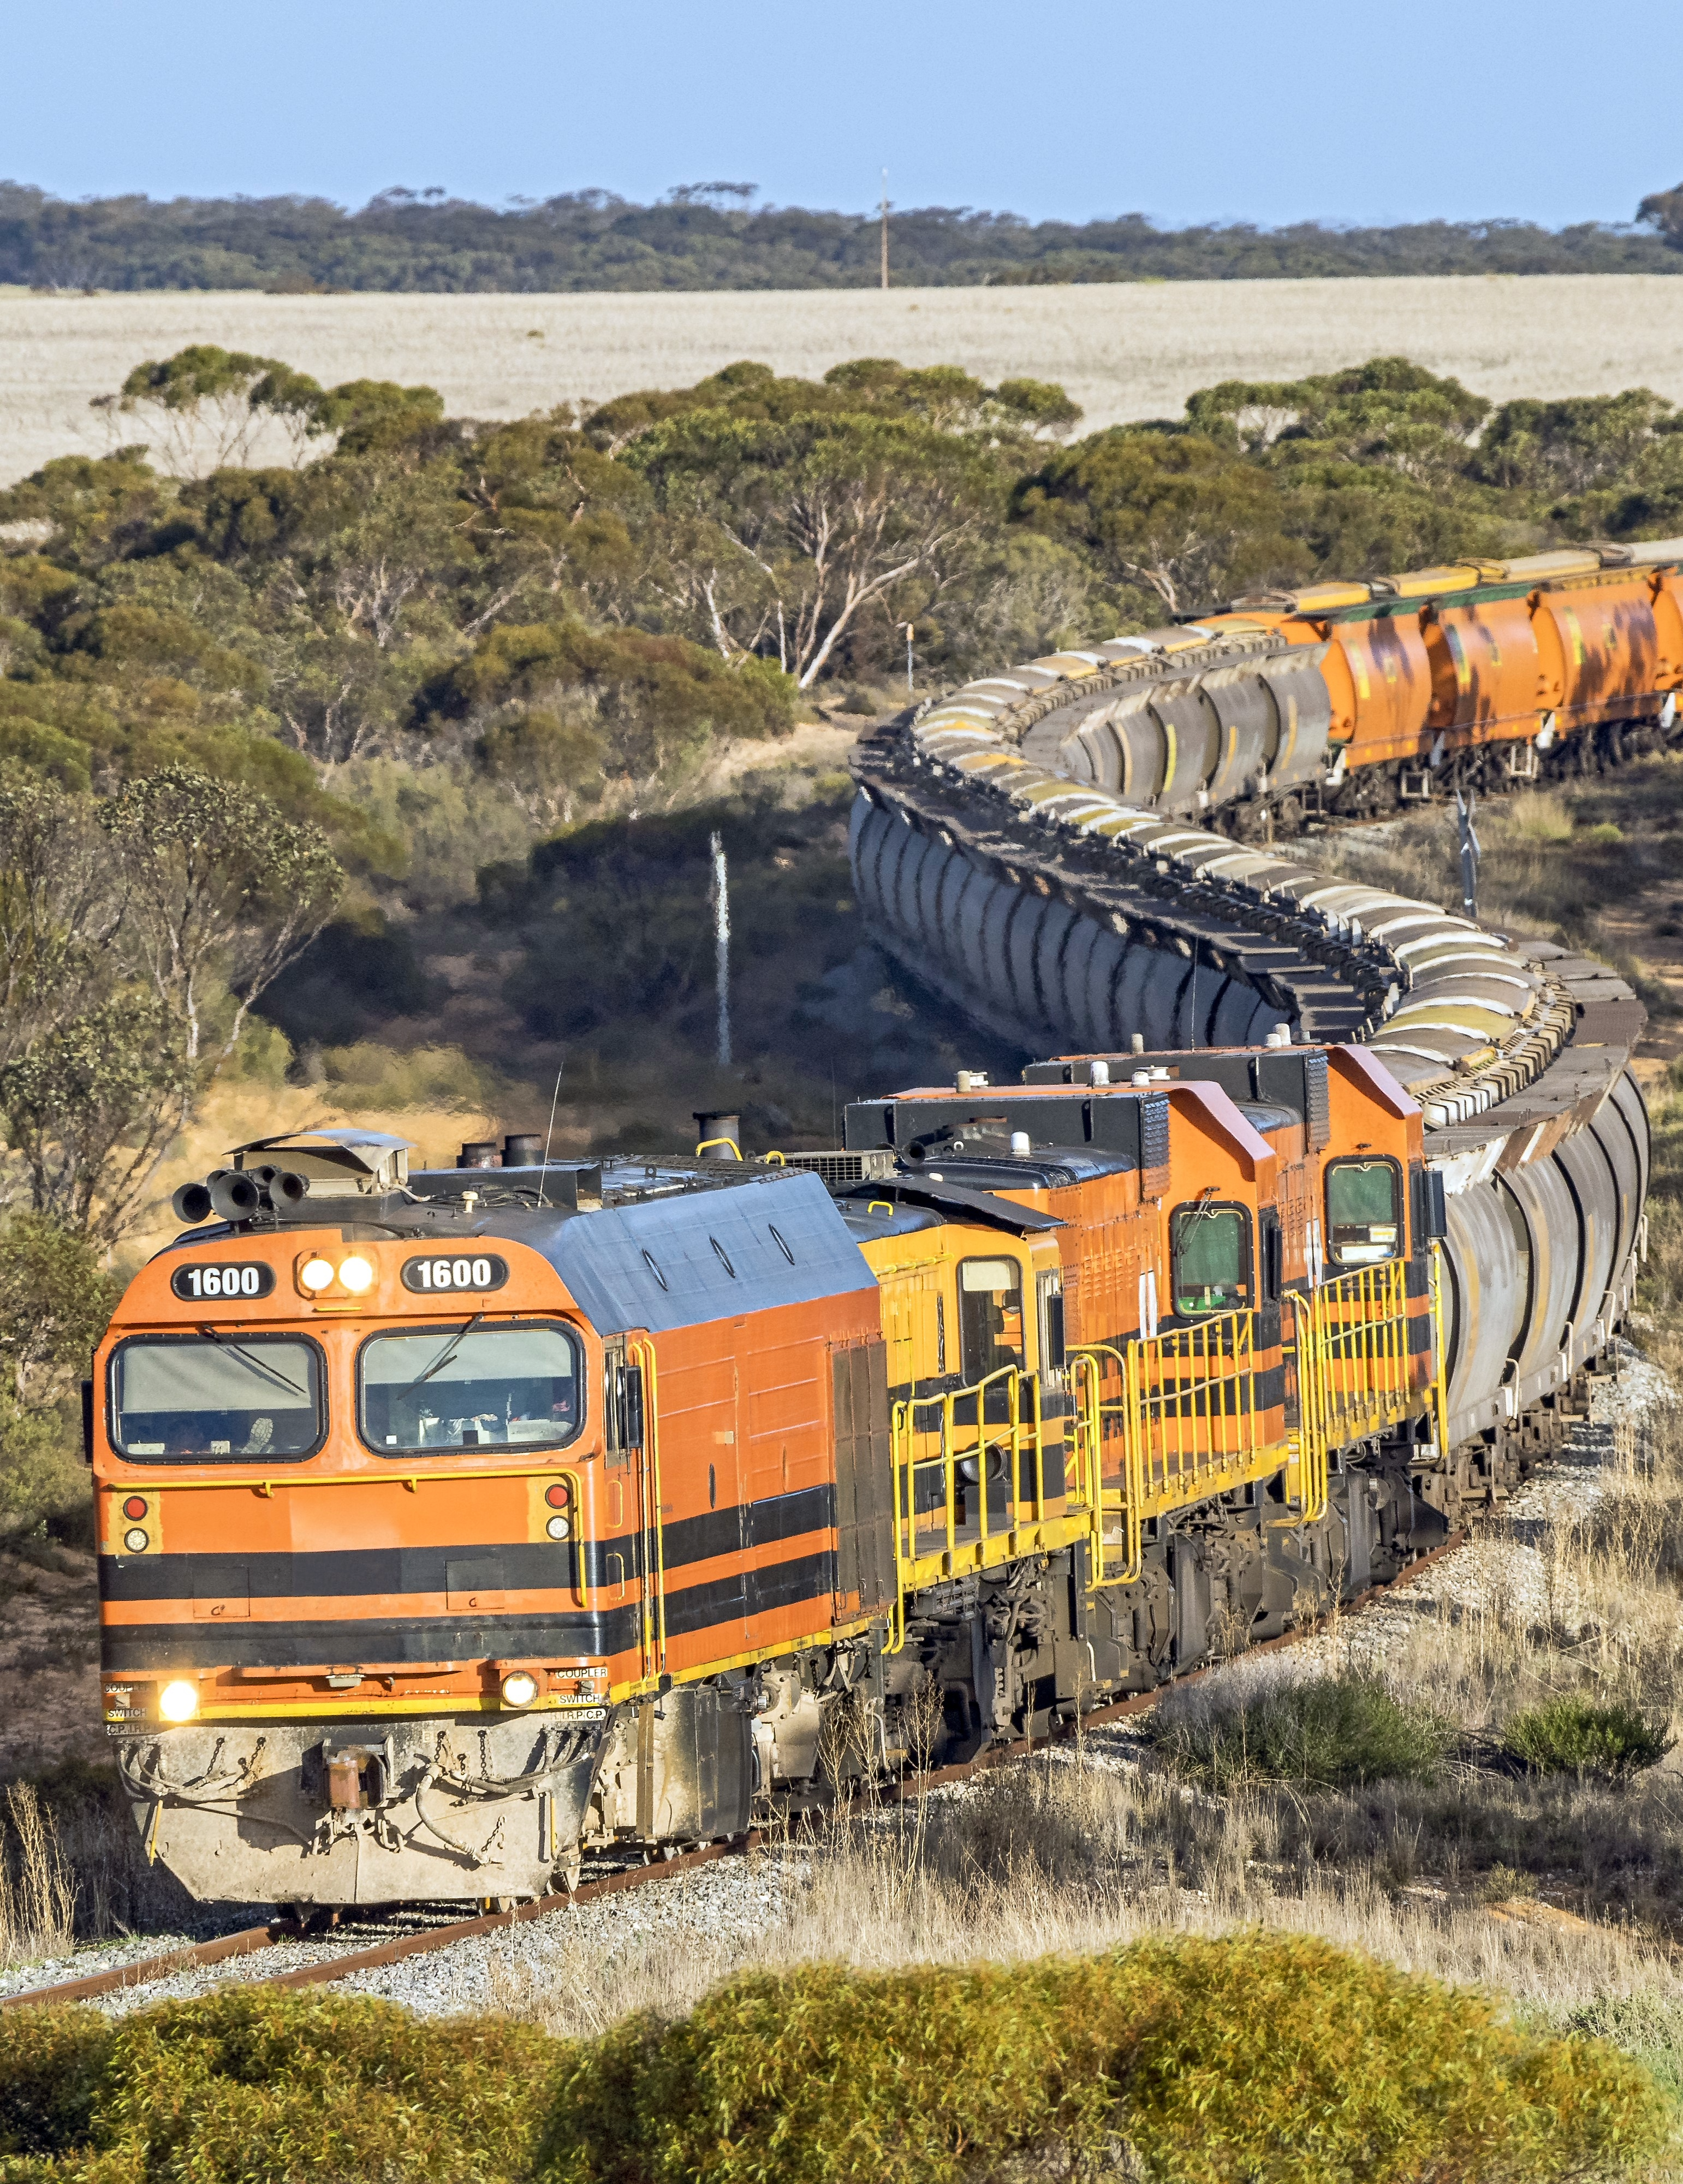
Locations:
1;275;1680;483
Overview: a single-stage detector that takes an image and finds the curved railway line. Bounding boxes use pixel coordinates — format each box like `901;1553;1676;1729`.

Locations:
850;553;1659;1484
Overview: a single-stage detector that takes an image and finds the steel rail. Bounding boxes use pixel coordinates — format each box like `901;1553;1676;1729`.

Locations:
0;1920;292;2008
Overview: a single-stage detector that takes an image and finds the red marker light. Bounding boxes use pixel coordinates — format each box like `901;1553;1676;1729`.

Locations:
123;1497;147;1522
544;1482;569;1509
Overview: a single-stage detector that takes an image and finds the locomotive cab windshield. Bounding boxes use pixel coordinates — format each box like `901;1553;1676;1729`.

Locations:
111;1333;323;1461
1324;1156;1402;1266
359;1321;583;1452
1169;1199;1253;1316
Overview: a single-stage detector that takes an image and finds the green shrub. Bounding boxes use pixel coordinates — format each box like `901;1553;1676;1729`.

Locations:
1147;1670;1448;1792
1503;1695;1674;1777
538;1932;1667;2184
0;2007;115;2158
0;1987;563;2182
0;1942;1667;2184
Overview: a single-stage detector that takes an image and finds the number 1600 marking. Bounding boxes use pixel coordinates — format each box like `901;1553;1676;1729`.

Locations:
401;1254;509;1294
170;1262;275;1302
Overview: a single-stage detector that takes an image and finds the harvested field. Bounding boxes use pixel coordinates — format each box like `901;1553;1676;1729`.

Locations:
2;274;1682;483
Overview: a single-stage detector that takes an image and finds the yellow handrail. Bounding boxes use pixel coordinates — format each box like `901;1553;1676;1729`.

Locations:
1283;1291;1326;1524
1133;1310;1262;1494
627;1334;667;1683
1301;1258;1414;1476
1307;1257;1411;1445
1068;1343;1143;1587
1072;1311;1260;1584
885;1362;1049;1644
1292;1253;1443;1523
886;1393;912;1655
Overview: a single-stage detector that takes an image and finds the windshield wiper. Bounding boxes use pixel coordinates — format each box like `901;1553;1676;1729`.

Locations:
196;1326;310;1402
390;1314;486;1405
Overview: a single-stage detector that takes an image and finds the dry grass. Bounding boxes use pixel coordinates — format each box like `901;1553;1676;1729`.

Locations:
1324;783;1645;950
1501;787;1577;845
7;275;1683;484
492;1767;1683;2050
0;1784;75;1967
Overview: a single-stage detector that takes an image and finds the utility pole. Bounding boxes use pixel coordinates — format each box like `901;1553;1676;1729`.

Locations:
1455;788;1480;919
879;169;889;290
710;830;732;1067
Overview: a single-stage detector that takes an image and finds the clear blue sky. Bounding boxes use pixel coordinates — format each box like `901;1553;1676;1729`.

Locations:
5;0;1678;230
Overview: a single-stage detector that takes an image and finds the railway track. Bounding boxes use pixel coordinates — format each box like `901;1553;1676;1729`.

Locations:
1;1529;1473;2015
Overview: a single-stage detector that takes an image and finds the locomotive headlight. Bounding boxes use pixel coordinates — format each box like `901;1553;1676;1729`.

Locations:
123;1528;149;1554
300;1257;335;1293
500;1671;539;1708
337;1255;375;1295
545;1515;571;1541
159;1680;199;1724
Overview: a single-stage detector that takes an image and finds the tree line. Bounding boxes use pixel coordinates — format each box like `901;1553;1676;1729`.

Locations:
4;180;1682;292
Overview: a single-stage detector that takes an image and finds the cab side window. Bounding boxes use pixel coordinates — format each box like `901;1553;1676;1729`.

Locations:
1169;1203;1253;1316
1325;1158;1402;1266
958;1259;1024;1381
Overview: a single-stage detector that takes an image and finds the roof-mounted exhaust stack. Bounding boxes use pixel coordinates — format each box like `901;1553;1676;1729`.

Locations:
170;1129;415;1230
693;1111;741;1161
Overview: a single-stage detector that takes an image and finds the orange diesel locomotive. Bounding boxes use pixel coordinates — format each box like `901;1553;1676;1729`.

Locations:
96;1047;1479;1909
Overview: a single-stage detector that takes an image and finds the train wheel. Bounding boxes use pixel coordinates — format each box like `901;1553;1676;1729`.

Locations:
281;1905;339;1934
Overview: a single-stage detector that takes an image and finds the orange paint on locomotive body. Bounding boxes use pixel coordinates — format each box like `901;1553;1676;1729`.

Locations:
94;1223;882;1723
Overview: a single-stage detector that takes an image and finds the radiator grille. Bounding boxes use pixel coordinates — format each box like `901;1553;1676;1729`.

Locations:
1305;1052;1330;1152
778;1150;897;1185
1140;1091;1170;1195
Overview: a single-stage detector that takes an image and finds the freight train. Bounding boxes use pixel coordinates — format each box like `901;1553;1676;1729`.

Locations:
93;539;1652;1908
98;1043;1639;1907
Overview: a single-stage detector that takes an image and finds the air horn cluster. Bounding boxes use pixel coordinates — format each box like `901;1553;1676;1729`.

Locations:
172;1165;312;1227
